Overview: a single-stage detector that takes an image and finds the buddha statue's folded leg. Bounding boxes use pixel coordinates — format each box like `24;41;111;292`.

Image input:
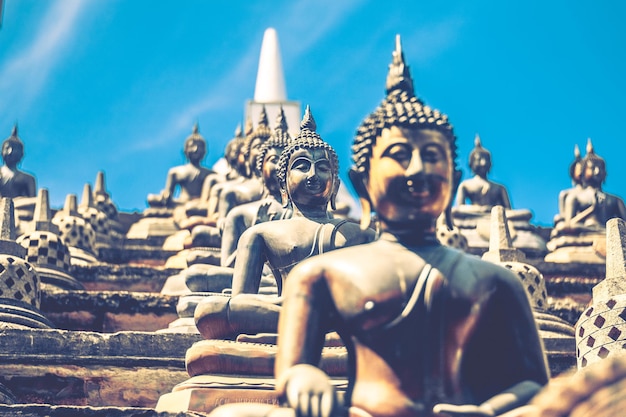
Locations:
195;294;282;340
209;404;296;417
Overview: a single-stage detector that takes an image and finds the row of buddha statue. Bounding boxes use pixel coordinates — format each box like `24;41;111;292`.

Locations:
1;31;624;417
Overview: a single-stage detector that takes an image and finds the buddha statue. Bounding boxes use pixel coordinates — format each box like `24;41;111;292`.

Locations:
193;106;373;340
211;108;270;230
209;35;549;417
219;107;293;267
546;139;626;263
147;123;214;208
452;134;546;257
0;125;36;199
456;134;510;209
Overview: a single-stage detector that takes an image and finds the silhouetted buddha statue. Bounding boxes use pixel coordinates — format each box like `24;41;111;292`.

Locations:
192;106;373;340
208;35;549;417
554;144;583;226
0;125;36;199
147;123;214;208
452;134;546;257
456;134;510;209
546;139;626;263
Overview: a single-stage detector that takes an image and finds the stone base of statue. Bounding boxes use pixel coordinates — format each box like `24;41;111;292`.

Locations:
0;298;55;330
125;208;180;240
452;206;547;258
545;232;606;264
155;339;348;414
535;311;576;374
37;266;85;291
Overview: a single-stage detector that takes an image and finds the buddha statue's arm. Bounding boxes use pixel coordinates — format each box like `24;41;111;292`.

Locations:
161;167;179;203
275;261;334;417
25;175;36;198
499;186;511;209
616;197;626;221
455;182;469;206
231;225;270;295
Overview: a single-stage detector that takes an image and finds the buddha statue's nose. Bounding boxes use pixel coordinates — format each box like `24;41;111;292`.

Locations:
405;152;424;177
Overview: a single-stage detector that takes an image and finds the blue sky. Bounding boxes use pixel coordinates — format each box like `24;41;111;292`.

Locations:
0;0;624;226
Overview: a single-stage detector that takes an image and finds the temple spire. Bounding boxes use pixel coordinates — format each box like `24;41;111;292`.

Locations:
0;198;25;258
63;194;79;216
482;205;526;263
94;171;108;199
80;184;94;210
254;28;287;102
33;188;59;233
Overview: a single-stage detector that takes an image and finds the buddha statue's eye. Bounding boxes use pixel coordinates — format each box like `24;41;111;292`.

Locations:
315;160;331;173
421;145;445;163
291;159;312;172
266;154;279;165
383;143;412;163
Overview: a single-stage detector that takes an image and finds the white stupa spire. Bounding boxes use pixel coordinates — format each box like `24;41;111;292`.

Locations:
254;28;287;102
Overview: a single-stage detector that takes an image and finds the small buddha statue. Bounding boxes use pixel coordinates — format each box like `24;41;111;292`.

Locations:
0;125;36;199
452;134;546;257
193;106;373;340
456;134;510;209
554;144;583;225
208;35;549;417
147;123;214;208
546;139;626;263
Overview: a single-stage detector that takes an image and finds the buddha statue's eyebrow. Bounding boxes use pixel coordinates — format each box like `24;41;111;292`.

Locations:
289;155;331;169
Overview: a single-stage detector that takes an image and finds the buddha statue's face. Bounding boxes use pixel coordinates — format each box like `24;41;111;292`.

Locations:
583;159;606;188
2;140;24;166
286;147;334;207
366;126;453;226
184;138;206;164
262;146;283;195
470;150;491;177
247;138;263;176
572;161;583;184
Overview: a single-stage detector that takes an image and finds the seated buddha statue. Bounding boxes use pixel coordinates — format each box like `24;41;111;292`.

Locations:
0;125;36;198
554;144;583;226
219;107;293;266
452;134;546;257
456;134;510;210
193;106;373;340
546;139;626;263
147;123;214;208
208;35;549;417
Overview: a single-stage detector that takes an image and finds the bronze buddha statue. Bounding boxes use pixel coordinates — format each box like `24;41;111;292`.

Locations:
209;35;549;417
193;106;373;340
0;125;36;199
456;134;510;209
147;123;214;208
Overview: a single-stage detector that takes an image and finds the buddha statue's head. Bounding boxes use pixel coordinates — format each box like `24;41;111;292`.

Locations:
277;106;339;211
225;125;245;167
2;125;25;168
569;144;583;185
350;35;458;231
242;106;272;178
582;138;607;189
468;134;492;178
183;123;207;165
257;107;292;196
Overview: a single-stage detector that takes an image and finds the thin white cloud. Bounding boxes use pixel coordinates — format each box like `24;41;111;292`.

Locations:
0;0;86;117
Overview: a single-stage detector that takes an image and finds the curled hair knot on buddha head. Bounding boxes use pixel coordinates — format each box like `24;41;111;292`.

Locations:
242;106;273;176
256;106;293;176
276;106;340;209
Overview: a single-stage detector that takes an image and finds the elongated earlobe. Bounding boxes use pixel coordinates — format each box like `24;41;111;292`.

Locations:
330;178;340;211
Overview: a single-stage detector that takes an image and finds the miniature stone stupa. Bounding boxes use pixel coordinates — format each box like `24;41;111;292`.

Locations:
482;206;575;359
0;197;53;329
576;218;626;368
16;188;83;290
52;194;98;265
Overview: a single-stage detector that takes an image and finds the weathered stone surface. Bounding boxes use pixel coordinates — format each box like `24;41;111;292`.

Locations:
0;404;194;416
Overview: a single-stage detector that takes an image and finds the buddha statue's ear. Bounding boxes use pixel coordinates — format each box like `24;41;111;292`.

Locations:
349;168;372;230
279;183;290;209
330;177;340;211
445;169;463;230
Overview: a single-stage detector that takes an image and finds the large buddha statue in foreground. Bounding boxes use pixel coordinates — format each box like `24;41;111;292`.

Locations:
148;123;214;208
209;35;549;417
451;134;546;257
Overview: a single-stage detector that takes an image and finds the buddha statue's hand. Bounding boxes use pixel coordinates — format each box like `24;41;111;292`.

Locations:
277;364;336;417
432;403;495;417
256;201;273;224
